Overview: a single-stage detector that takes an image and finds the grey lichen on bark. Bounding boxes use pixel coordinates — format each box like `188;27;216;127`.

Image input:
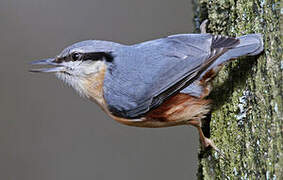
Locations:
193;0;282;179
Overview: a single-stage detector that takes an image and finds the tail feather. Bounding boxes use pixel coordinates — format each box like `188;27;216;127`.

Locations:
202;33;263;77
181;33;264;98
236;34;264;56
212;35;240;49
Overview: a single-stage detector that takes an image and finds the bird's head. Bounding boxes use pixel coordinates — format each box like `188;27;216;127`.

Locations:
30;40;119;98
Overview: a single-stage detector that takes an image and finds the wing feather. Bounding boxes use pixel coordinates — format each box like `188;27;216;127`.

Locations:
103;34;239;118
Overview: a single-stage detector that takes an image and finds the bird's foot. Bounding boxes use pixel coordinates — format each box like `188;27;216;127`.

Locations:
200;19;209;34
201;137;228;161
188;120;228;161
201;136;219;151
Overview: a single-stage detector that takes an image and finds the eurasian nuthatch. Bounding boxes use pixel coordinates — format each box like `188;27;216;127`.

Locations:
30;21;263;151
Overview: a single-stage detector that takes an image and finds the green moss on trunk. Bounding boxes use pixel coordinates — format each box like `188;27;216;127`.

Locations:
193;0;282;179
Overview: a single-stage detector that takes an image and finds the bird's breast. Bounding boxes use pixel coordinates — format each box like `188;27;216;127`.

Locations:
83;63;107;108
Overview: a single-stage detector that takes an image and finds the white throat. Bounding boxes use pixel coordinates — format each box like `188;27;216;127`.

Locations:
56;73;89;98
55;61;106;99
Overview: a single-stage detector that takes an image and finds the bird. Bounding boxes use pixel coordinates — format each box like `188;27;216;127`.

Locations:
30;20;263;151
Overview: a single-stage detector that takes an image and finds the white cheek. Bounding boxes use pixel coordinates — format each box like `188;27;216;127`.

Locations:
55;61;105;98
61;61;81;69
79;61;105;76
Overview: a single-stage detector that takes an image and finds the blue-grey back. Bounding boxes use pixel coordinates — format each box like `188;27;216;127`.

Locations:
103;34;213;117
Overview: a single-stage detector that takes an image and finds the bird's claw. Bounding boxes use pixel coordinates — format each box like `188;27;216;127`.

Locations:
200;19;209;34
202;137;229;162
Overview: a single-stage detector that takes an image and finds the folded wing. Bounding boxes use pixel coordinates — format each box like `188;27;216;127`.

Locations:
103;34;240;118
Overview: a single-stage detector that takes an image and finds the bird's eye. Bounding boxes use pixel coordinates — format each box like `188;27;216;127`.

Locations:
71;52;81;61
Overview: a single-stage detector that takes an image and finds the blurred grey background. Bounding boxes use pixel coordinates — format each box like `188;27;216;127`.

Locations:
0;0;198;179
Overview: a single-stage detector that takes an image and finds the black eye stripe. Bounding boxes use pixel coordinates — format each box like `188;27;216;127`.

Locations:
55;52;113;63
55;56;68;63
82;52;113;62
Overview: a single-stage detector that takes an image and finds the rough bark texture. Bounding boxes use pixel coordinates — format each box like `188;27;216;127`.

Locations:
193;0;282;179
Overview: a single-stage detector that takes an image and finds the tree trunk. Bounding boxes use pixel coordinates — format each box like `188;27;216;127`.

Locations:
192;0;282;179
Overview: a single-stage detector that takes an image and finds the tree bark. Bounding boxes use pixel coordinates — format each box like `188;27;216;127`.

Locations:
193;0;282;179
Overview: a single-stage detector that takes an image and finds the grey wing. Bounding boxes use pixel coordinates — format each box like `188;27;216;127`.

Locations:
103;34;239;118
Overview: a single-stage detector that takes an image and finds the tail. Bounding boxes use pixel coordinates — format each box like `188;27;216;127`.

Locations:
205;33;264;73
181;34;264;98
231;33;264;56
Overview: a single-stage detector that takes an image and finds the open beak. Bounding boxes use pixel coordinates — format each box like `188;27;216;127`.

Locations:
29;58;66;73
